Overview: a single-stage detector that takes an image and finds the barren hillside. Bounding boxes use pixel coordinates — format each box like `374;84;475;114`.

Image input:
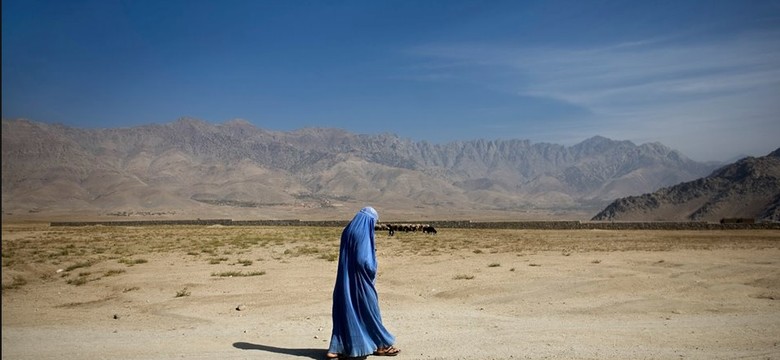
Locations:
592;148;780;222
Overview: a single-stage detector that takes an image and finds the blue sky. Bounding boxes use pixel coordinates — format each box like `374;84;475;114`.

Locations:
3;0;779;162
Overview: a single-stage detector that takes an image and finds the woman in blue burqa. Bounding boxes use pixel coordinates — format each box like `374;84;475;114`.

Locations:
326;206;400;358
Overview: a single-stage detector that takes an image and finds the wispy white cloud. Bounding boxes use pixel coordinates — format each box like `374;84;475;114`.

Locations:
523;33;780;110
409;30;780;161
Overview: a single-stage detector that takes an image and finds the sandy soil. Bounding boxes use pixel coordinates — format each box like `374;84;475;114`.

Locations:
2;225;779;360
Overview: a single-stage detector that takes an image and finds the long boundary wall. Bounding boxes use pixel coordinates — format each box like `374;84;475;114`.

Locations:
49;219;780;230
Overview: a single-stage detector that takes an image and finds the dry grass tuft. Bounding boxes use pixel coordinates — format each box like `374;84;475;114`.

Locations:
453;274;475;280
175;287;191;297
118;258;147;266
211;270;266;277
2;276;27;290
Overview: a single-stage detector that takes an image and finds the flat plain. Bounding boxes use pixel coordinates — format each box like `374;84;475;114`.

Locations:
2;223;779;359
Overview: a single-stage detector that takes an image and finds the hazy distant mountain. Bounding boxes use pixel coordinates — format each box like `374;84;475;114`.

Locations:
2;118;718;219
592;148;780;222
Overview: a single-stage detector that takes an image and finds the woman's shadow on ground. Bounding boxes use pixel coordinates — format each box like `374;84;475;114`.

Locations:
232;342;324;359
232;342;367;359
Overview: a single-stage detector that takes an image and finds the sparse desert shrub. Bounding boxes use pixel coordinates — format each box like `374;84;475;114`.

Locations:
284;245;322;257
118;258;147;266
488;263;501;268
236;259;253;266
453;274;475;280
104;269;126;276
319;253;338;262
175;287;191;297
2;276;28;290
209;257;228;264
65;261;93;272
67;277;88;286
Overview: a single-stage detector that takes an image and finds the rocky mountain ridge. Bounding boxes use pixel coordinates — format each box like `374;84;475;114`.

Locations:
2;118;718;220
592;148;780;222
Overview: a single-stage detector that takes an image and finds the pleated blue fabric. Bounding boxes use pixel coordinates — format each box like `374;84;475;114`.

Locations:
328;206;395;358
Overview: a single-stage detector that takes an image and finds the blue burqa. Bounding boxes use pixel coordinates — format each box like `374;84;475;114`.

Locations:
328;206;396;357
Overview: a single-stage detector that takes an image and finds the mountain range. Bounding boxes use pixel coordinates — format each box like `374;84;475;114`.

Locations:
2;118;721;221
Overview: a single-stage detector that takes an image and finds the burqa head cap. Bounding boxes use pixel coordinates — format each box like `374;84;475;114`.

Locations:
359;206;378;221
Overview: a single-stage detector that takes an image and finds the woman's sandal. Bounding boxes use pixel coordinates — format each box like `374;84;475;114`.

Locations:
373;346;401;356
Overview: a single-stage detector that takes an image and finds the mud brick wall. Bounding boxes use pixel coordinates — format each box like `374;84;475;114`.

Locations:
50;219;780;230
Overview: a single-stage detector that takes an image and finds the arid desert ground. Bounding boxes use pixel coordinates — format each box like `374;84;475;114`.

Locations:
2;223;779;360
